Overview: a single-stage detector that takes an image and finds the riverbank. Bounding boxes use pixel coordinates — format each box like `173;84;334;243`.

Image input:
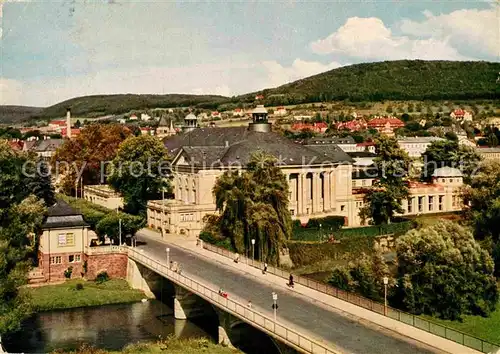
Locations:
51;338;240;354
23;279;145;311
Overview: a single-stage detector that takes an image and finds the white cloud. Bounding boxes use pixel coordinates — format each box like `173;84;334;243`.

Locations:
262;58;342;88
0;78;23;105
398;7;498;59
310;16;471;61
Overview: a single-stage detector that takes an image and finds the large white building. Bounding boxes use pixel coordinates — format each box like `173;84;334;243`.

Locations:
397;137;444;158
148;106;358;236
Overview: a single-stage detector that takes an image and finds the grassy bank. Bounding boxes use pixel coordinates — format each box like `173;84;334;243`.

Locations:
420;300;500;345
24;279;145;311
51;338;240;354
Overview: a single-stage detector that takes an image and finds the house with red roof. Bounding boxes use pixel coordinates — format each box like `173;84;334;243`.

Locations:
274;106;287;116
450;109;472;122
61;128;81;138
291;122;328;133
335;119;367;132
211;111;222;118
232;108;244;117
367;116;404;136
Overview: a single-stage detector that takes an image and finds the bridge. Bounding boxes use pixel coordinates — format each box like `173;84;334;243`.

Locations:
124;231;486;354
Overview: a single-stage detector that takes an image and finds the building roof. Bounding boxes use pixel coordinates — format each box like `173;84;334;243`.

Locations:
397;137;444;144
26;139;64;152
167;126;354;167
306;136;356;145
252;105;268;114
348;151;377;158
432;167;463;177
158;114;174;127
185;113;197;120
367;117;404;128
42;199;89;229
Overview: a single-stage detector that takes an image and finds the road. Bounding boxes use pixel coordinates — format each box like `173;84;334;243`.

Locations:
136;233;441;354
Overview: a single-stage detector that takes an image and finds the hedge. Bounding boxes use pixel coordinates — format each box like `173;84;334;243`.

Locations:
291;221;414;242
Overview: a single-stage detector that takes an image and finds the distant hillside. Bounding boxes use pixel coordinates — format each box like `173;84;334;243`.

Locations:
0;105;43;124
2;60;499;124
40;94;230;119
243;60;500;105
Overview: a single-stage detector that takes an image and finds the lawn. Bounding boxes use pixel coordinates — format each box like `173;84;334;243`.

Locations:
51;338;240;354
24;279;145;311
421;300;500;346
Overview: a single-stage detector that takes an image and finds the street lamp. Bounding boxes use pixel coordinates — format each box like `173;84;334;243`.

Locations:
319;223;322;242
272;292;278;321
383;276;389;316
166;247;170;266
251;239;255;263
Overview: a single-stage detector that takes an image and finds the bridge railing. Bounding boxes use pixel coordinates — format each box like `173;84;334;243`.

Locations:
202;242;500;354
127;247;340;354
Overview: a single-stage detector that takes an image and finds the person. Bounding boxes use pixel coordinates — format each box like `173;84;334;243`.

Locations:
247;300;252;308
169;261;173;269
288;273;294;288
263;262;268;274
177;264;182;275
234;253;240;263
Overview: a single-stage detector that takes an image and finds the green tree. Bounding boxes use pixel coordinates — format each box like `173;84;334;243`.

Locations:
108;135;170;215
95;212;146;245
487;134;499;147
74;119;82;129
462;161;500;275
407;103;414;113
0;142;49;335
393;221;498;320
359;136;410;224
329;245;390;302
421;140;481;183
212;151;292;265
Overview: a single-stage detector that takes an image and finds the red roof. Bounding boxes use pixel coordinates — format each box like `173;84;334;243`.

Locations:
367;117;404;128
61;128;81;137
452;109;466;117
49;120;66;126
277;106;285;110
8;140;23;151
291;122;328;133
336;120;367;131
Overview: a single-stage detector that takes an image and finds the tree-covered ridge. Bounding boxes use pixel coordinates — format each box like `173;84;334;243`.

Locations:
246;60;500;105
2;60;499;123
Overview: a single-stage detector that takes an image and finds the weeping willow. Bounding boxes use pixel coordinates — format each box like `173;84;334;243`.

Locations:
213;151;292;265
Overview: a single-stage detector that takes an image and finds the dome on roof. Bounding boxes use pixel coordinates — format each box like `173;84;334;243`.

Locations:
185;113;197;120
252;105;268;114
432;167;463;178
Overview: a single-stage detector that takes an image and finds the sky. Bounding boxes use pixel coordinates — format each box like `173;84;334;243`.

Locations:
0;0;498;107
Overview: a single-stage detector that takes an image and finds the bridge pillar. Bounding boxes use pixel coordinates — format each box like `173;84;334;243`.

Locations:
126;258;155;298
216;310;236;348
173;285;207;320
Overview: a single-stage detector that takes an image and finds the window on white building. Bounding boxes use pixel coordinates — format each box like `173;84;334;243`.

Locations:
69;254;81;263
50;256;62;264
418;197;424;212
58;233;75;247
428;196;434;211
439;195;444;211
407;198;413;213
340;205;345;212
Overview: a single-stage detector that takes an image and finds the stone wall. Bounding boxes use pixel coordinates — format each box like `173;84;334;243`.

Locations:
39;251;85;282
85;253;128;280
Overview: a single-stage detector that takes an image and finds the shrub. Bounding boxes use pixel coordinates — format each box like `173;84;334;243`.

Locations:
199;231;233;251
75;283;84;291
306;216;345;231
95;271;109;284
64;266;73;279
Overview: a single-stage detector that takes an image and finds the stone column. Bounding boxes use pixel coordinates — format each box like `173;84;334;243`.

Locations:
312;172;319;214
297;173;303;215
324;171;331;212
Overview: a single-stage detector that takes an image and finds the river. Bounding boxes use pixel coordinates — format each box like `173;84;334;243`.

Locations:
3;300;217;353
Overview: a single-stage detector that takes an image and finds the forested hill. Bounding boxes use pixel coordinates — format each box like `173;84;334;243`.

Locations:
40;94;230;119
2;60;499;124
243;60;500;105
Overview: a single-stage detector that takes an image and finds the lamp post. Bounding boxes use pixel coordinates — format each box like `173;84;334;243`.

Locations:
251;239;255;264
383;276;389;316
319;223;322;242
272;292;278;321
166;247;170;265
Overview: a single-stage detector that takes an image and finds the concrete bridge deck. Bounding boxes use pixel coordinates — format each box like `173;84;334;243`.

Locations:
132;231;481;354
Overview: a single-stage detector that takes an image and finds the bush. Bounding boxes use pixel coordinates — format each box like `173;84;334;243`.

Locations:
64;266;73;279
75;283;84;291
306;216;345;231
95;271;109;284
199;231;233;251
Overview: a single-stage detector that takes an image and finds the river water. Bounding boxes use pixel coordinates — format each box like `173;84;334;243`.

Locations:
4;300;216;353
